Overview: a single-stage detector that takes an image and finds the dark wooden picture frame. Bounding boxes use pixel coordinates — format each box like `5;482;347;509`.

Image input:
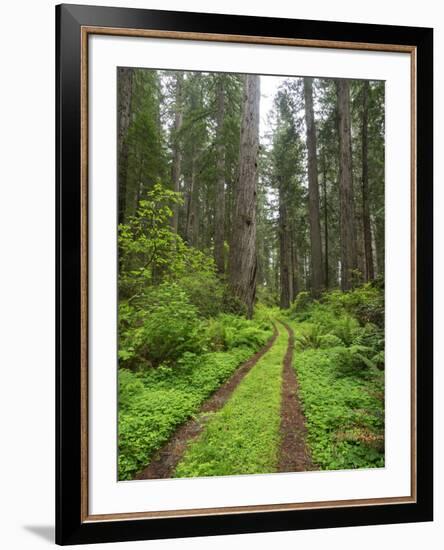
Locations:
56;3;433;545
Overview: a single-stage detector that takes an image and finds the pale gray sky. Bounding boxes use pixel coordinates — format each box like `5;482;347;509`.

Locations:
259;75;287;142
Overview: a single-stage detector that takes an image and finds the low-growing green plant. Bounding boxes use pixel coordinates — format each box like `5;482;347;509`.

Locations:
318;334;344;349
288;291;313;319
118;324;272;480
291;339;384;470
203;314;272;352
296;323;325;350
174;325;287;478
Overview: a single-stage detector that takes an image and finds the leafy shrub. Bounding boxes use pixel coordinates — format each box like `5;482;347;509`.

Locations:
319;334;344;349
118;182;217;299
177;272;224;318
119;282;202;369
288;291;313;319
296;324;325;350
331;315;360;346
204;314;272;352
322;283;384;329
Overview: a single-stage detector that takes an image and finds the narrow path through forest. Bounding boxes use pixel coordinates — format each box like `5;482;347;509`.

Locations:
136;320;312;480
278;321;313;472
136;324;278;480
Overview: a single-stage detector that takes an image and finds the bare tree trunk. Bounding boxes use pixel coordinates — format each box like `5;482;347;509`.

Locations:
185;150;197;245
117;67;133;225
214;77;226;273
228;74;260;318
361;81;375;281
278;179;293;309
336;79;358;291
371;214;378;276
304;77;324;296
321;149;329;289
171;73;183;233
291;222;300;297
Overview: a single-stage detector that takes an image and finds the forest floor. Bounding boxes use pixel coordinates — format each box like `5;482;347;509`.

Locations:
136;320;312;480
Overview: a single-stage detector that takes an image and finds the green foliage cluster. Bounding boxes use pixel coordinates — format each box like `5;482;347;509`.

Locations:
293;346;384;470
119;282;202;368
118;314;272;480
119;184;216;298
290;284;384;372
174;326;287;478
118;183;226;369
287;284;385;470
117;181;276;480
204;313;271;352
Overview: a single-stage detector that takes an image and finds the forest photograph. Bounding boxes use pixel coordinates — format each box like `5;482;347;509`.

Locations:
117;67;385;482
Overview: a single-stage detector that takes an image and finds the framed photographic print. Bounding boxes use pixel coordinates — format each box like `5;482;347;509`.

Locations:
56;3;433;545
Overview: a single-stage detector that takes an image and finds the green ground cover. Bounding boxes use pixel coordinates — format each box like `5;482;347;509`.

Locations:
118;314;273;480
173;324;288;478
287;284;385;470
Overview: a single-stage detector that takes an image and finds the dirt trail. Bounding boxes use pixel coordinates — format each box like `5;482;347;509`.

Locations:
136;324;279;480
278;321;313;472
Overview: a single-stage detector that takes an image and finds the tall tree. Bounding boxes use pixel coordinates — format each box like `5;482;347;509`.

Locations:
361;81;375;281
304;77;324;296
278;177;293;308
336;79;358;290
228;74;260;318
321;148;329;289
214;76;226;273
117;67;133;225
170;73;184;233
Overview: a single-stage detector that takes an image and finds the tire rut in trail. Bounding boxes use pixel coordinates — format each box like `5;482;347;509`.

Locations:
135;324;279;480
278;321;313;472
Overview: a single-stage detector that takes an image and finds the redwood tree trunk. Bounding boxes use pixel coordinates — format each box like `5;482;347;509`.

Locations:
117;67;133;225
336;79;358;291
278;179;293;309
321;149;329;289
214;77;226;274
185;150;197;245
228;74;260;318
361;81;375;281
291;220;300;297
171;73;183;233
304;77;324;296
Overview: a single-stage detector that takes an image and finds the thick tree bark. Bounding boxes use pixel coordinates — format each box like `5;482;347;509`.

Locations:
336;79;358;291
117;67;133;225
361;81;375;281
278;179;293;309
184;150;198;245
214;77;226;274
321;150;329;289
171;73;184;233
304;78;324;296
371;214;378;276
291;235;300;297
228;74;260;318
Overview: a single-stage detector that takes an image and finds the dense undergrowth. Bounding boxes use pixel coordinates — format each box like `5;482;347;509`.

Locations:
117;184;385;479
119;311;273;480
285;282;385;470
117;185;274;480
